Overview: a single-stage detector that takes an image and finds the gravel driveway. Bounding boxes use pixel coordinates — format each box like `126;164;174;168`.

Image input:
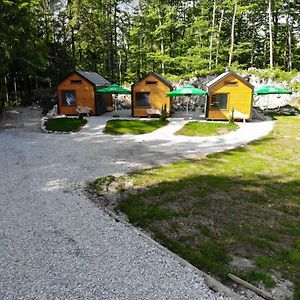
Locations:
0;109;273;299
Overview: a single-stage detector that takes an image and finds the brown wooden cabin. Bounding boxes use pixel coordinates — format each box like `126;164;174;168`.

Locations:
57;71;112;116
131;72;173;117
206;71;254;121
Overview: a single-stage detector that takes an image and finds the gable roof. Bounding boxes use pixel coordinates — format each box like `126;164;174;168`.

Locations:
206;71;254;89
132;71;173;89
76;71;110;87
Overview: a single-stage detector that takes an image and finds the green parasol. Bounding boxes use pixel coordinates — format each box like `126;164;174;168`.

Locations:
167;85;207;119
96;84;131;117
254;85;292;95
254;85;292;112
167;85;207;96
96;84;131;95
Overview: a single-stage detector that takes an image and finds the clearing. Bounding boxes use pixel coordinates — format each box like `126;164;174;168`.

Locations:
92;116;300;299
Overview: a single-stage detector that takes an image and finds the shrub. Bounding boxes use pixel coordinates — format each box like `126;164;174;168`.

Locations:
160;104;168;121
32;87;56;115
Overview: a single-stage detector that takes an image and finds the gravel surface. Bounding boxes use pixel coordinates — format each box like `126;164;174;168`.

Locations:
0;109;273;299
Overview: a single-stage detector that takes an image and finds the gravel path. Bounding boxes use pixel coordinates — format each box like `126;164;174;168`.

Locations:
0;109;273;299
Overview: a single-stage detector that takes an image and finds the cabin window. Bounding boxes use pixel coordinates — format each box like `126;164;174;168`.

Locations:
211;94;228;110
71;80;82;84
135;92;150;107
146;81;158;85
62;90;76;106
224;81;237;86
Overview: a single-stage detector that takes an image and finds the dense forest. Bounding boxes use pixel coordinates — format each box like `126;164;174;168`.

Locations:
0;0;299;109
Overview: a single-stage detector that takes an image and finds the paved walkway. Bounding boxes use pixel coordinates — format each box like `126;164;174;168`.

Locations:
0;109;273;299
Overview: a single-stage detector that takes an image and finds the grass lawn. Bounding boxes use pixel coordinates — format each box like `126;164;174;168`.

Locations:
92;116;300;297
176;121;239;136
104;119;168;135
45;117;87;132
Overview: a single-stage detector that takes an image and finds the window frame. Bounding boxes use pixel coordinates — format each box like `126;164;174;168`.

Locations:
71;80;82;84
224;81;238;87
135;92;151;108
210;93;229;110
146;81;158;86
61;90;77;107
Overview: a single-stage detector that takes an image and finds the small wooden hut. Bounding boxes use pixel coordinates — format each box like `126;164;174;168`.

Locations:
57;71;112;116
206;71;253;121
131;72;173;117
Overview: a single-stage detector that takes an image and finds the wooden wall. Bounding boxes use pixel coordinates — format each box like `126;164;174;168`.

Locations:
132;74;172;117
57;73;96;115
207;74;253;120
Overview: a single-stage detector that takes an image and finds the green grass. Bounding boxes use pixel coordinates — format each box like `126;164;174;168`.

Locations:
104;119;168;135
176;121;239;136
92;115;300;296
239;268;276;288
45;117;87;132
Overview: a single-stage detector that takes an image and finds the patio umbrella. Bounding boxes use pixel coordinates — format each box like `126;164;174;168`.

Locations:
254;85;292;95
96;84;131;117
167;85;207;119
254;85;292;112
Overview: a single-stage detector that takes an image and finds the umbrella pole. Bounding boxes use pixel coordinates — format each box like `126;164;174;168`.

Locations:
113;96;119;117
186;98;189;119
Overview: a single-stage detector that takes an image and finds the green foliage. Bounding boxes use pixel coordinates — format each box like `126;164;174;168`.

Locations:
240;268;276;288
1;0;299;108
4;97;22;108
32;88;56;115
245;68;299;83
160;104;168;121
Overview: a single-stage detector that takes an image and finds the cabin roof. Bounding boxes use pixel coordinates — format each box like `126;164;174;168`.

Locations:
207;71;254;89
76;71;110;87
132;72;173;89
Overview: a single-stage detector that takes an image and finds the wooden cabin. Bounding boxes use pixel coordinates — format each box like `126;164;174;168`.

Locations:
57;71;112;116
206;71;254;121
131;72;173;117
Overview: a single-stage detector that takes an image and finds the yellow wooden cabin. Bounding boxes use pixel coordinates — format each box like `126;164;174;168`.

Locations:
57;71;112;116
131;72;173;117
206;71;254;121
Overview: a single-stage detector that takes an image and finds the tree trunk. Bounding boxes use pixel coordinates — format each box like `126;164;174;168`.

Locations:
118;50;122;84
114;1;118;82
209;0;217;71
228;2;237;67
268;0;273;69
4;76;9;103
14;76;18;100
286;5;292;71
215;8;224;67
263;39;267;68
71;28;76;59
158;7;165;75
250;23;256;67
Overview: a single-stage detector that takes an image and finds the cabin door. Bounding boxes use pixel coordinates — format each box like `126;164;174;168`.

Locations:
95;95;107;115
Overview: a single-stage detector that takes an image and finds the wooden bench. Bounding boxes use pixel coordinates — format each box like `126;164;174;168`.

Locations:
146;108;161;117
76;105;92;117
227;109;249;122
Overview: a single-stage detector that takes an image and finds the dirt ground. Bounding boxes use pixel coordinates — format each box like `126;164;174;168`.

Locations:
0;106;42;131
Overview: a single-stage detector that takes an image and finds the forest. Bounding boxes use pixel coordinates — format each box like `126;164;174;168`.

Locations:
0;0;299;109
